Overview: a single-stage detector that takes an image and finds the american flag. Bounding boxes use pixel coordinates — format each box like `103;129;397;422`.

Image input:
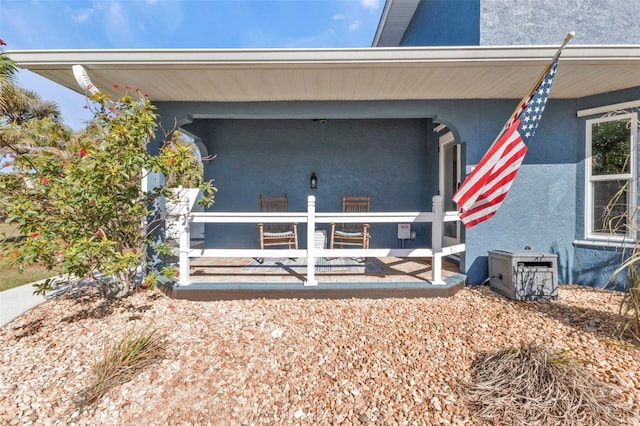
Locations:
452;59;559;228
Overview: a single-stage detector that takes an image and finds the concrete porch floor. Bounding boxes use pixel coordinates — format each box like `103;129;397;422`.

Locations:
168;257;466;300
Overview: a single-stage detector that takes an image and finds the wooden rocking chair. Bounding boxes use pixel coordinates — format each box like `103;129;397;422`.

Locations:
330;194;371;250
257;194;298;251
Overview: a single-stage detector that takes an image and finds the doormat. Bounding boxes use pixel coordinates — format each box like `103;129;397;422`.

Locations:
242;257;387;273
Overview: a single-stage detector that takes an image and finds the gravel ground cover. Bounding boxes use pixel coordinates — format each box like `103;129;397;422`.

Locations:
0;284;638;425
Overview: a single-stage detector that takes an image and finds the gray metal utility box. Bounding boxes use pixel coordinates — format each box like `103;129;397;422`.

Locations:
488;250;558;301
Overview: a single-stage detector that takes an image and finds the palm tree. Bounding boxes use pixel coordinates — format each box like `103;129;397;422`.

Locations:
0;39;18;115
0;39;60;126
0;42;64;156
0;86;61;125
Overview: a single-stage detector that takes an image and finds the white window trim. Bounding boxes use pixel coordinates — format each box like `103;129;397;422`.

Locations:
573;238;637;250
584;111;637;241
577;100;640;118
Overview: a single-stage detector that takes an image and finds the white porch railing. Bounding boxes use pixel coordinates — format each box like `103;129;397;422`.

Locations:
175;195;464;287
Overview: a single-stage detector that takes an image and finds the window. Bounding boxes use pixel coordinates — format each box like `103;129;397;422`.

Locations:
585;112;637;239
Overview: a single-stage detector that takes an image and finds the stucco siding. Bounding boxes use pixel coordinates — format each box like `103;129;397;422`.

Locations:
397;0;639;48
573;246;630;290
402;0;480;46
570;88;640;290
464;163;577;284
185;117;434;250
156;90;639;288
480;0;640;45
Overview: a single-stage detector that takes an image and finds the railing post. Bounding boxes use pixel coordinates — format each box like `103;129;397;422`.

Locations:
305;195;318;286
430;195;446;285
178;203;191;287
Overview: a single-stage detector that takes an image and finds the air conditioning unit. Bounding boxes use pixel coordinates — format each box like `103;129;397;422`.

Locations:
488;250;558;301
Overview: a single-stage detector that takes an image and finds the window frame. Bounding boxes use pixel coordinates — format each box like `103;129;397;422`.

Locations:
585;111;637;240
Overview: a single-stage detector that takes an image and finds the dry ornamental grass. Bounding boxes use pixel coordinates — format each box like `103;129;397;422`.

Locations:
464;343;634;425
78;325;166;408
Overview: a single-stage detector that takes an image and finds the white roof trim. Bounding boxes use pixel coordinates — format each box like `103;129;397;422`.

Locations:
15;44;634;64
8;45;640;102
372;0;421;47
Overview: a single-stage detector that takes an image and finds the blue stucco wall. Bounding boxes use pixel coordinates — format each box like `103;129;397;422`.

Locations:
461;99;579;285
573;246;630;291
156;99;579;284
394;0;640;288
402;0;480;46
157;99;474;253
156;90;639;289
181;116;437;250
569;87;640;291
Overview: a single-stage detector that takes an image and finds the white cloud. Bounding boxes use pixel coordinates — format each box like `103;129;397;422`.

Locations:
349;20;362;32
71;2;106;25
333;13;345;20
109;2;124;24
71;10;92;23
361;0;380;11
282;28;338;48
105;2;134;45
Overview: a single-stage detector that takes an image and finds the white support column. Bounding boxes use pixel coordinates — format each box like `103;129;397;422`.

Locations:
178;211;191;287
430;195;446;285
305;195;318;286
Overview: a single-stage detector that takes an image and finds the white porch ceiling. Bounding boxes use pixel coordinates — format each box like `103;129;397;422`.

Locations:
8;45;640;103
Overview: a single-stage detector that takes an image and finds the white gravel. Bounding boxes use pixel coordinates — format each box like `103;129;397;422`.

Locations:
0;284;639;425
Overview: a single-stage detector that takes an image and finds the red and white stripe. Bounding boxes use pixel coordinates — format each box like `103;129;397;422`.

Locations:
452;119;528;228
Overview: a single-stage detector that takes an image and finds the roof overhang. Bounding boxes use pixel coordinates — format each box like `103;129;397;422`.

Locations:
8;45;640;102
372;0;420;47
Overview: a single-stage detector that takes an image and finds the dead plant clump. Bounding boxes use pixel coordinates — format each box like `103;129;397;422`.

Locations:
464;344;634;426
78;325;166;407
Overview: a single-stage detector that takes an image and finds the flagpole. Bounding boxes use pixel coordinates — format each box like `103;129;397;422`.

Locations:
504;31;575;128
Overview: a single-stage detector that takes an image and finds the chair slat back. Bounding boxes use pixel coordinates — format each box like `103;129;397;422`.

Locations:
259;194;290;232
342;194;370;232
259;195;288;212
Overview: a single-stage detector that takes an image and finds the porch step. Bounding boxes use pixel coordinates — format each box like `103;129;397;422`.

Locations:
163;274;466;301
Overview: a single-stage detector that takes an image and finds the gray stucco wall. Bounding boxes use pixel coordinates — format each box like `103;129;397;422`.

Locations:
399;0;640;47
480;0;640;45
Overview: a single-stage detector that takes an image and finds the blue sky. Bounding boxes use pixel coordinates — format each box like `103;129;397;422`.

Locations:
0;0;384;129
